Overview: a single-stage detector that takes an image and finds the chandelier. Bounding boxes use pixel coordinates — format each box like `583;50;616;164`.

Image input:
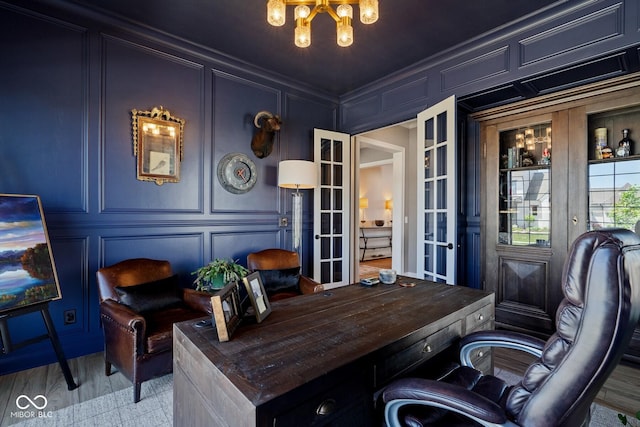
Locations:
267;0;379;48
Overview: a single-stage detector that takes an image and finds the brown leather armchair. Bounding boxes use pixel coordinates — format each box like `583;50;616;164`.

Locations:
247;249;323;301
96;258;211;402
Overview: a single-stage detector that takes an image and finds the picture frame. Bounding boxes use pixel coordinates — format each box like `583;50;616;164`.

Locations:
131;106;185;185
210;281;242;342
0;194;62;314
242;272;272;323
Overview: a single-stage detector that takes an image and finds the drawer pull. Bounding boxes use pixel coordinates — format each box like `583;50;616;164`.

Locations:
477;351;484;358
477;314;484;321
423;344;433;353
316;398;336;416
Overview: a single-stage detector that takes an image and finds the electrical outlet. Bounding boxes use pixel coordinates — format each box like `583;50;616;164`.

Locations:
64;309;76;325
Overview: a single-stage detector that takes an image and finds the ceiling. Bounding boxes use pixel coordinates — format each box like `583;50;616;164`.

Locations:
69;0;561;96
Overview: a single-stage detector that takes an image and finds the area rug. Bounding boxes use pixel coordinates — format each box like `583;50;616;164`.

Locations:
9;370;628;426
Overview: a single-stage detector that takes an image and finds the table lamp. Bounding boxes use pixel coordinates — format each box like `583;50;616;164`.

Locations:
278;160;317;257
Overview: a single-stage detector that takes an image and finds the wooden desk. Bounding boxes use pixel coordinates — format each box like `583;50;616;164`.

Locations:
173;279;494;427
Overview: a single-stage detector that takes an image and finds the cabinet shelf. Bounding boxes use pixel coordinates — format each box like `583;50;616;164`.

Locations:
499;164;550;173
588;154;640;164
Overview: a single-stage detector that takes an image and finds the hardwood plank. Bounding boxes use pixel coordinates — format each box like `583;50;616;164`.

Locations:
0;372;16;427
495;348;640;417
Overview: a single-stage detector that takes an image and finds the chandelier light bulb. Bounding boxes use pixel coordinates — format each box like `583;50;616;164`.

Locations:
294;5;310;19
336;4;353;18
267;0;286;26
337;22;353;47
295;22;311;47
359;0;378;24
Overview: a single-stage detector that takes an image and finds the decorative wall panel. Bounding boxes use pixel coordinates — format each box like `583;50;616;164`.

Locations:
101;35;205;213
212;71;281;213
519;4;623;66
441;47;510;91
0;7;88;213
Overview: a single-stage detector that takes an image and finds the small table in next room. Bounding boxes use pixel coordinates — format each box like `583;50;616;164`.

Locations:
173;279;495;426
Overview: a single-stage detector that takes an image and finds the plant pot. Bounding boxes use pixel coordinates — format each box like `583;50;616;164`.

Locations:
210;274;226;290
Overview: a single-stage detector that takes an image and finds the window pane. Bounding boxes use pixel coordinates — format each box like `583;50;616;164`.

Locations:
321;138;331;161
424;118;434;148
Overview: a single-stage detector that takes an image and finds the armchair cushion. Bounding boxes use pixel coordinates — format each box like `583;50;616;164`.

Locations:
114;274;183;314
257;267;301;297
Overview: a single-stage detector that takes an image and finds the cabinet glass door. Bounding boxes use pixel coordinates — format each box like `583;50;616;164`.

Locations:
587;107;640;232
498;123;552;247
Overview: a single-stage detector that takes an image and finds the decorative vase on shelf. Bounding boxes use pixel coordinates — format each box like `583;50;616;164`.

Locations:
616;128;633;157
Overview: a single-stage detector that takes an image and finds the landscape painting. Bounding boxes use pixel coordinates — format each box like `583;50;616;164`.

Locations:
0;194;61;314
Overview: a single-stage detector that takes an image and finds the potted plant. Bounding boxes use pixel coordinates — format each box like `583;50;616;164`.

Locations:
192;258;249;292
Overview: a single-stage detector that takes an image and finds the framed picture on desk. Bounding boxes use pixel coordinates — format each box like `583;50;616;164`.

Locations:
242;272;271;323
210;282;242;342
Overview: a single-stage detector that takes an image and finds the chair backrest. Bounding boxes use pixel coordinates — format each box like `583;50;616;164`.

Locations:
506;229;640;426
96;258;172;303
247;249;300;270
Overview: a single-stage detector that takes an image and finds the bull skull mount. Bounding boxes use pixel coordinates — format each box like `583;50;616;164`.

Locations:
251;110;282;159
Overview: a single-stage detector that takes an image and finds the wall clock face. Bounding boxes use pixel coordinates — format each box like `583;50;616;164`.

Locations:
217;153;258;194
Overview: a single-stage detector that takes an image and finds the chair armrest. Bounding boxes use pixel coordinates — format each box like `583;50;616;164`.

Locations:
299;275;324;294
383;377;510;427
99;299;146;356
100;299;145;330
182;288;213;314
460;330;546;368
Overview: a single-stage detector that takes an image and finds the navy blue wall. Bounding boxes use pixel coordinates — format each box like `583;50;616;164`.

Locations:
1;0;639;373
0;1;337;373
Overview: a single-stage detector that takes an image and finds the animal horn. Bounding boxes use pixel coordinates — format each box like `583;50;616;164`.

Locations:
253;111;273;128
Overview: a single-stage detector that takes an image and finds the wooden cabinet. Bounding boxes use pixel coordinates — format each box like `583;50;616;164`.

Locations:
359;226;392;261
477;73;640;362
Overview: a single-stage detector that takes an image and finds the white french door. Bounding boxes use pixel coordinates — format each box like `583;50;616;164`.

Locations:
416;95;458;284
313;129;351;289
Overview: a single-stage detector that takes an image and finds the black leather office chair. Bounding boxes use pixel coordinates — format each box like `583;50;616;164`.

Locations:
383;229;640;427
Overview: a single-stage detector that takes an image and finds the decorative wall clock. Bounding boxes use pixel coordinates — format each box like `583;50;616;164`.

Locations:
217;153;258;194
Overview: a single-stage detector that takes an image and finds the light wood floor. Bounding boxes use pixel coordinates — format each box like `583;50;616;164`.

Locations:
495;347;640;417
1;348;638;426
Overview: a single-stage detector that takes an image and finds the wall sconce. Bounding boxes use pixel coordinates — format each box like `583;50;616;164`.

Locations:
359;197;368;223
384;200;393;210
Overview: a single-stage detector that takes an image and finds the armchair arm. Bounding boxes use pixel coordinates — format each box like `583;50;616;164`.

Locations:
299;275;324;294
182;288;213;314
460;330;546;368
383;377;515;427
99;299;146;358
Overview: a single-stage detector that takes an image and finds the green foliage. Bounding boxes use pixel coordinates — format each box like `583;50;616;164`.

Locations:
613;185;640;230
191;258;248;292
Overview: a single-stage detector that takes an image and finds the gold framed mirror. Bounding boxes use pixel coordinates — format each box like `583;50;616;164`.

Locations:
132;106;185;185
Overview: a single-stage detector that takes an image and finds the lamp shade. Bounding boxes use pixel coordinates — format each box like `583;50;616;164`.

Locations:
359;197;369;208
385;199;393;210
278;160;317;189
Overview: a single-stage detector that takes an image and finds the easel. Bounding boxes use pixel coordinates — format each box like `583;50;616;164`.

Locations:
0;302;78;390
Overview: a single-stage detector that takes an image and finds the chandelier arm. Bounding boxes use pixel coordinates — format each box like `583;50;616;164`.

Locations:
325;6;340;22
306;6;321;22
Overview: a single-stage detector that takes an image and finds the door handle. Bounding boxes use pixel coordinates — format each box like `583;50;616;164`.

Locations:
437;243;454;250
315;235;320;240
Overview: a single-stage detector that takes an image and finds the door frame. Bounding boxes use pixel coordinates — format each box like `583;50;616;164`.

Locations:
354;135;405;276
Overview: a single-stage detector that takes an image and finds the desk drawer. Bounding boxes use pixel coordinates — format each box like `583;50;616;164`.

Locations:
466;304;494;334
273;378;370;426
374;320;462;387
